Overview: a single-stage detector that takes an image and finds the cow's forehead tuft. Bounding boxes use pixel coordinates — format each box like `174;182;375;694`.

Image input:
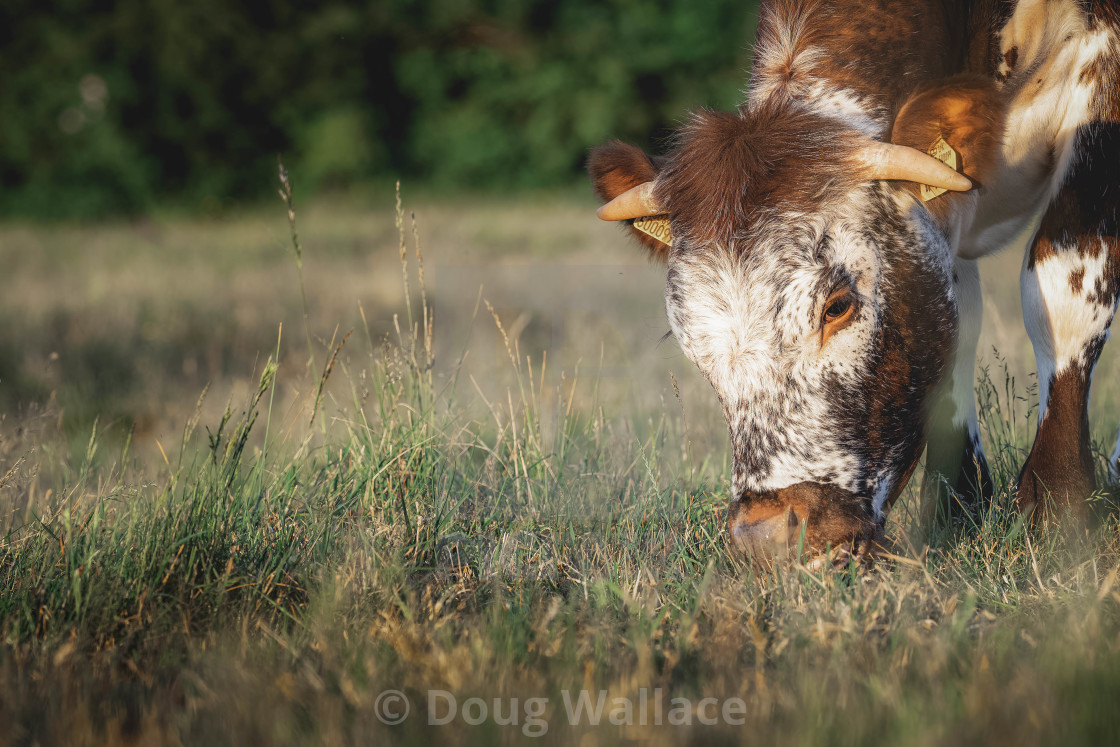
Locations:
654;99;865;249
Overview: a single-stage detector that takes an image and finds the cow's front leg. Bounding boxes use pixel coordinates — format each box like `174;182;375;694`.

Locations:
921;258;993;527
1018;154;1120;521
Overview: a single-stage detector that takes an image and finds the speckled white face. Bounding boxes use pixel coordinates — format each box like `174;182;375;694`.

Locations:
667;218;881;495
664;190;958;519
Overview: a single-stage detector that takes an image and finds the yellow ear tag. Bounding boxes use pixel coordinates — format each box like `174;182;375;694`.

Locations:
921;136;962;202
632;215;672;246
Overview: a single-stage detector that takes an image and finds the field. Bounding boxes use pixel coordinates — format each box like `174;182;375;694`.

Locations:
2;185;1120;745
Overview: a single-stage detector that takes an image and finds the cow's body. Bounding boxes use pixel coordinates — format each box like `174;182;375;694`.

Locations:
590;0;1120;559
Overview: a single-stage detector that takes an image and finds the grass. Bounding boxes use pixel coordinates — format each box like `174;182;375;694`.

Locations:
1;187;1120;745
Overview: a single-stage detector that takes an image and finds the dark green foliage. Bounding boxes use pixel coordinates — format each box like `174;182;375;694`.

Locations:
0;0;759;219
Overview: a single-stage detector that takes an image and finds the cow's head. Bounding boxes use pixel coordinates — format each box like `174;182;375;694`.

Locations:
590;79;1002;563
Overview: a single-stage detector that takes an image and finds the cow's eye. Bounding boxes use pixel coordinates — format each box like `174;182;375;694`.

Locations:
821;288;855;345
824;295;852;322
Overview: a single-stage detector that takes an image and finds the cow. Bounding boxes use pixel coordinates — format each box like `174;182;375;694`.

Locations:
588;0;1120;564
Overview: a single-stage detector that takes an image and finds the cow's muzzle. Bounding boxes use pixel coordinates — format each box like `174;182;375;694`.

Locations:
728;482;882;567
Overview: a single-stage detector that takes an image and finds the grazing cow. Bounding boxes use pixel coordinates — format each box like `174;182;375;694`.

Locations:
589;0;1120;562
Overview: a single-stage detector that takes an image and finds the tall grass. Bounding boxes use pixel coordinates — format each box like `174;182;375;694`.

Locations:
1;189;1119;745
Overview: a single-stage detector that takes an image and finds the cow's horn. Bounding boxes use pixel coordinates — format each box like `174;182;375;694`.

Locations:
856;141;973;192
596;181;663;221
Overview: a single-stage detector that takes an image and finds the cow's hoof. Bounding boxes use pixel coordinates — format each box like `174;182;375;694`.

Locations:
1015;459;1093;527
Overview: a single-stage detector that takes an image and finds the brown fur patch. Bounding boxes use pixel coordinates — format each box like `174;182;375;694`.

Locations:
1079;54;1105;86
1017;363;1096;522
652;102;861;248
1069;267;1085;294
1030;233;1061;270
889;75;1006;218
587;140;669;262
1004;45;1018;71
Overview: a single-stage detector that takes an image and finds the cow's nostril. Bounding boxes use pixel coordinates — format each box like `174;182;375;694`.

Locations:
731;506;801;557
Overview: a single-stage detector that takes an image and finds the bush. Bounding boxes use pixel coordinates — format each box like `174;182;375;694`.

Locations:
0;0;759;219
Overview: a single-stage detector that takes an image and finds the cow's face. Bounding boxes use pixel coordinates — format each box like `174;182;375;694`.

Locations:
589;87;1001;562
665;184;956;561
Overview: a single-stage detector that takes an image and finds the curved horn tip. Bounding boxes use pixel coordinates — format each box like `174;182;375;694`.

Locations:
945;173;973;191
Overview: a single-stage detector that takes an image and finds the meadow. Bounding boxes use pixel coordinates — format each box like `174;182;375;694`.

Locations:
1;183;1120;745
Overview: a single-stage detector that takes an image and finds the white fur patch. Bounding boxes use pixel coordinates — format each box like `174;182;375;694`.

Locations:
1021;240;1115;421
801;82;887;137
870;477;893;522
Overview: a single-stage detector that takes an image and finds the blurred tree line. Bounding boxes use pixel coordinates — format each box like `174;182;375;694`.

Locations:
0;0;758;219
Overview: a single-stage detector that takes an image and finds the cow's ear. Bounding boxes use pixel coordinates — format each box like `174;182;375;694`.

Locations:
588;140;669;262
889;76;1005;213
